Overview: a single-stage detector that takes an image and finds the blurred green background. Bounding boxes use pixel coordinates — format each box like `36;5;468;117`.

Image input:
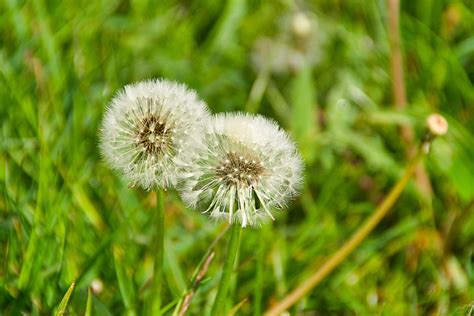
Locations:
1;0;474;315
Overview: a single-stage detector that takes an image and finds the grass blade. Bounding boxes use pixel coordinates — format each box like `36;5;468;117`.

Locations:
113;245;136;315
55;281;75;316
85;287;92;316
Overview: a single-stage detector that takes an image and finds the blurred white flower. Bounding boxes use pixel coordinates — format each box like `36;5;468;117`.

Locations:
427;113;448;136
99;79;209;190
292;12;312;38
91;279;103;294
179;113;304;227
251;11;324;74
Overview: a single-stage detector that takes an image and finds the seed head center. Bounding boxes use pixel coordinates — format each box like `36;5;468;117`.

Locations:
135;114;172;157
216;151;264;186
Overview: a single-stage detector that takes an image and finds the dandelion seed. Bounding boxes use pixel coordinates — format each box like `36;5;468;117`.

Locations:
179;113;304;227
99;79;209;190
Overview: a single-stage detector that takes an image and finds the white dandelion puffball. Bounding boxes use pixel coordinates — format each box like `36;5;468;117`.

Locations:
179;113;304;227
100;79;210;190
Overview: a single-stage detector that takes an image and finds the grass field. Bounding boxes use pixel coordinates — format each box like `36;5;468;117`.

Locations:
1;0;474;315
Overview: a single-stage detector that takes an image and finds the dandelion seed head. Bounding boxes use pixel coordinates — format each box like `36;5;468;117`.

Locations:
427;113;448;136
292;12;312;38
91;279;104;295
99;79;209;190
179;113;304;227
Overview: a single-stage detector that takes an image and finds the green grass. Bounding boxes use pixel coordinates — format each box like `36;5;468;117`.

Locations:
1;0;474;315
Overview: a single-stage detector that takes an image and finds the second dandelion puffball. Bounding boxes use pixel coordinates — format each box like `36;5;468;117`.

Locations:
99;79;210;190
179;113;304;227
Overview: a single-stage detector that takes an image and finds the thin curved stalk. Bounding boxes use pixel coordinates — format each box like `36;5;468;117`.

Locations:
265;148;425;316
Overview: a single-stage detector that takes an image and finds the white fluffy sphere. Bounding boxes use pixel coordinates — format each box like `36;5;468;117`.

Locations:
100;79;210;190
179;113;304;227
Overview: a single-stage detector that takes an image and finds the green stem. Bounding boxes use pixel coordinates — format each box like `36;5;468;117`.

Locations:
210;224;242;316
253;225;267;316
151;189;165;315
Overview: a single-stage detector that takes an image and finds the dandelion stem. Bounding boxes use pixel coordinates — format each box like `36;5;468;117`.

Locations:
265;145;426;316
211;224;242;316
254;225;268;316
151;189;165;315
